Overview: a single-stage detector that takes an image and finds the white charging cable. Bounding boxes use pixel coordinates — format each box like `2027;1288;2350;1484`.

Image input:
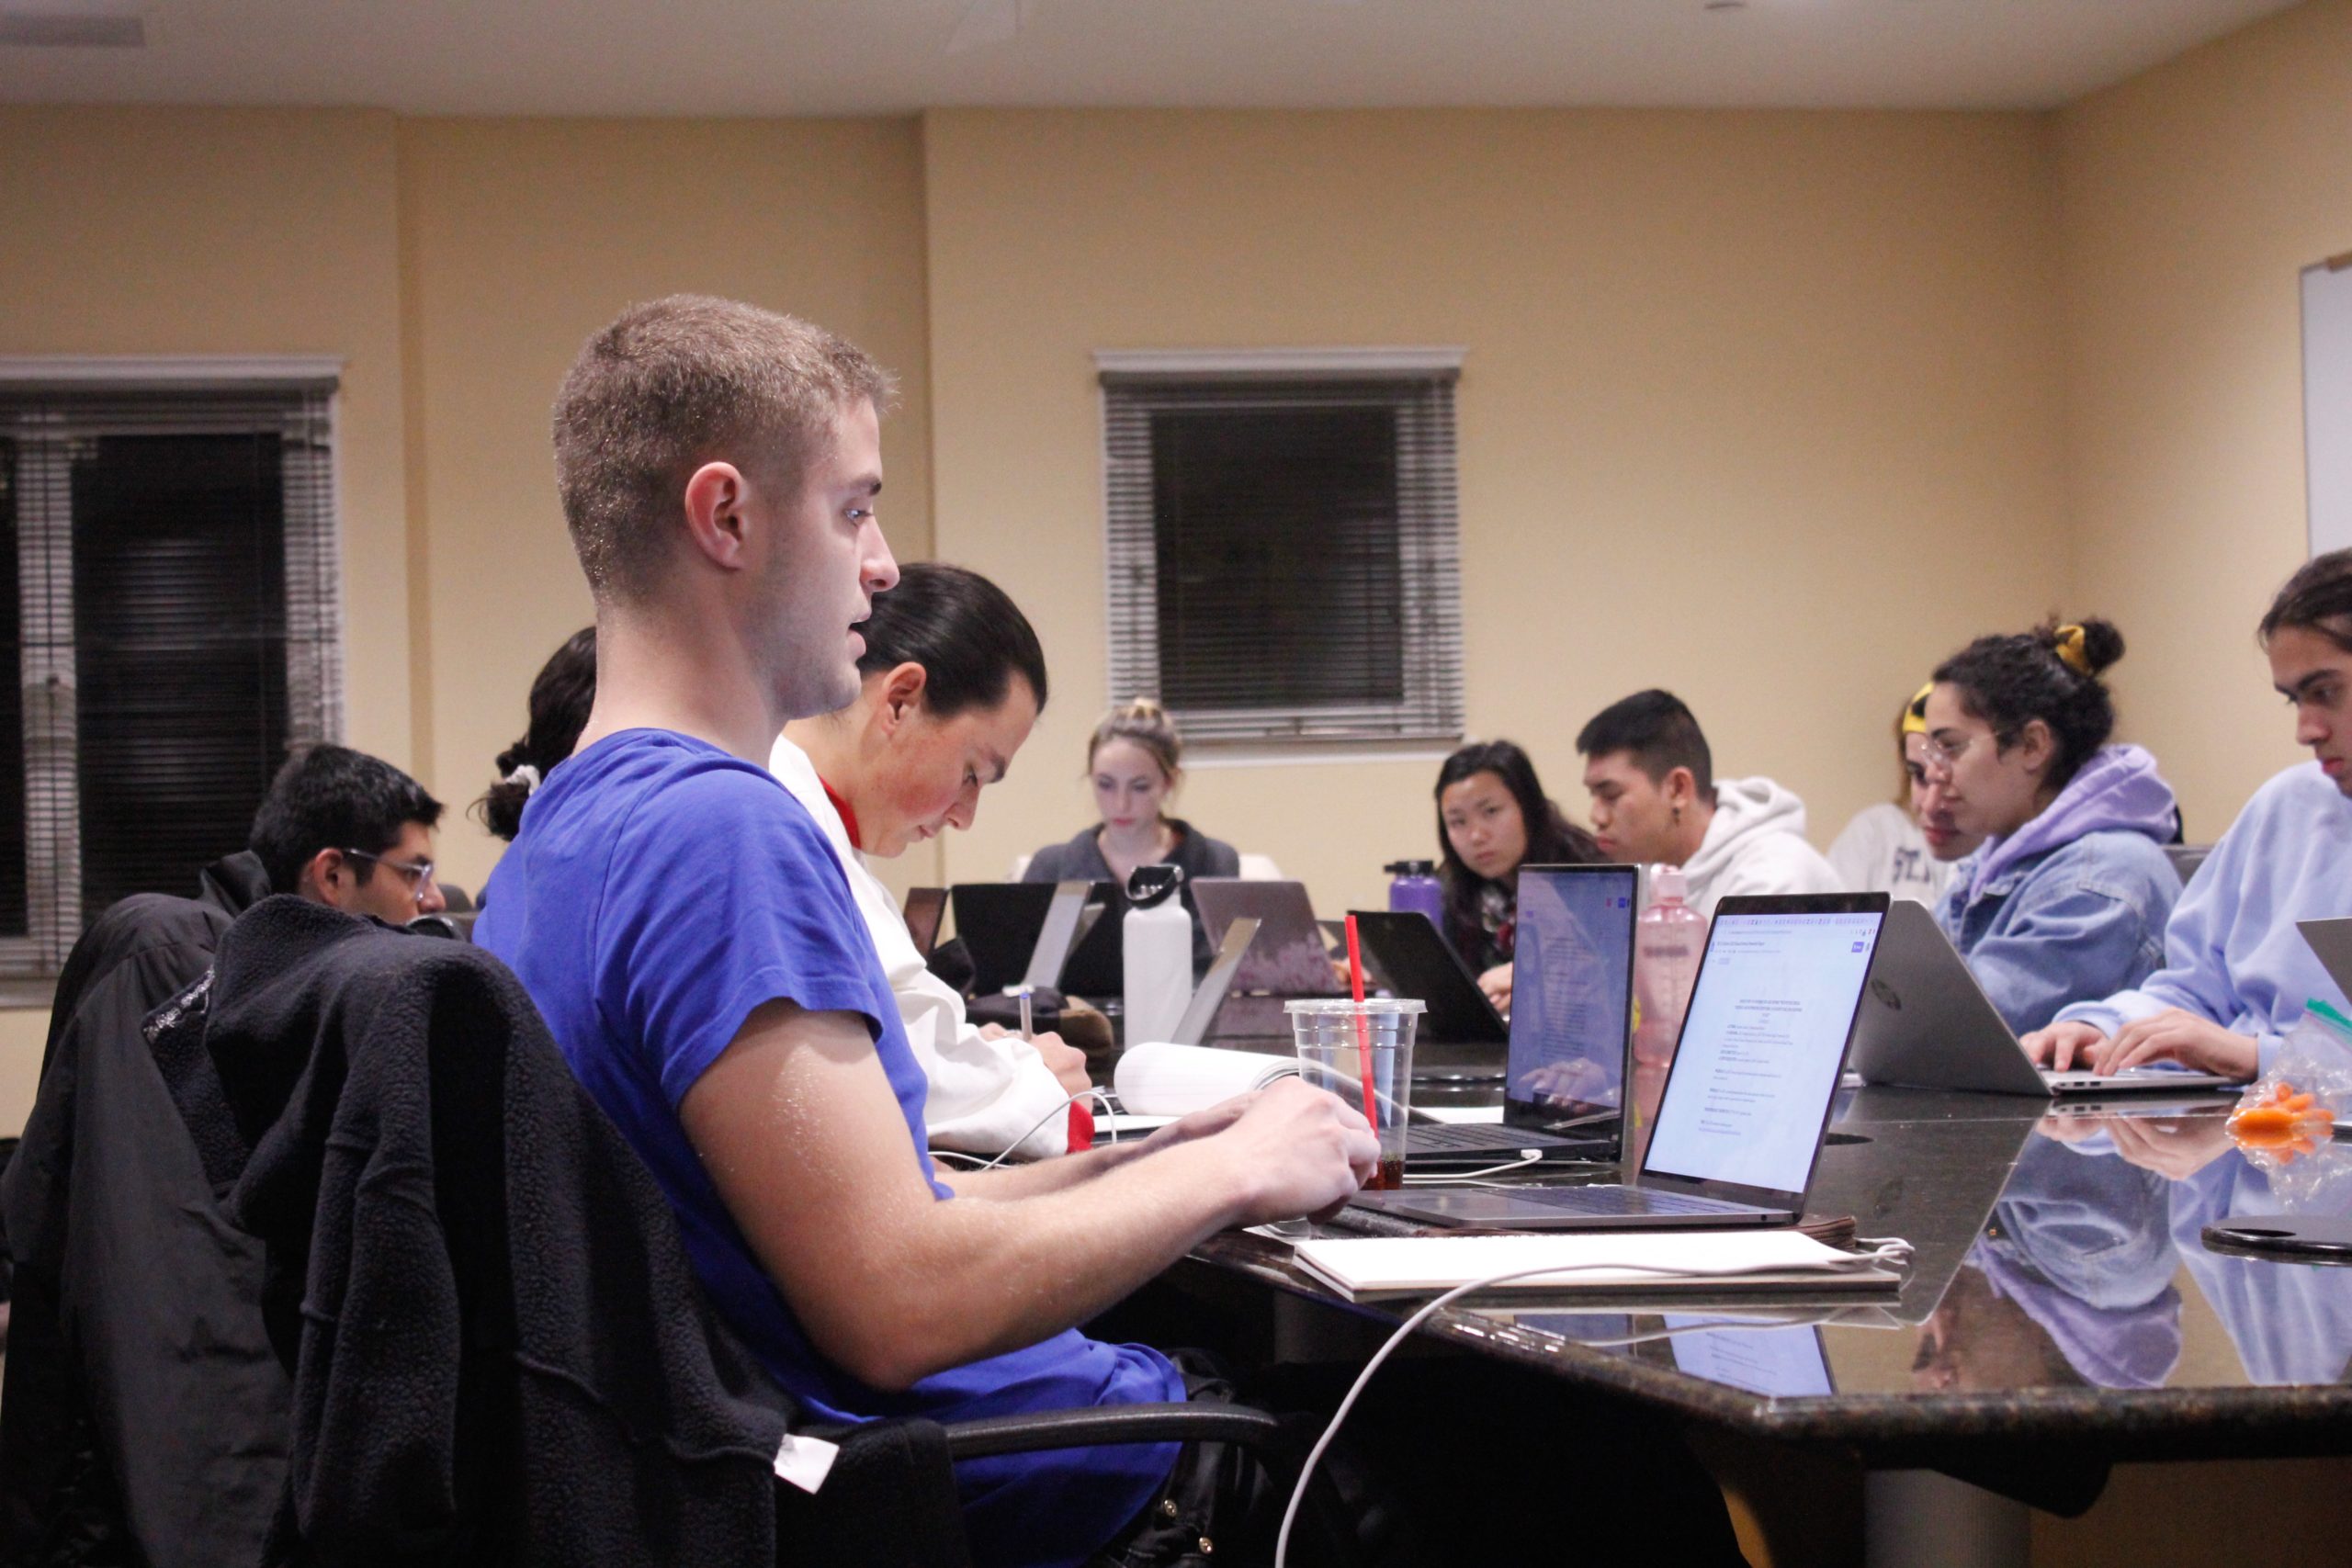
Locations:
1400;1153;1544;1184
930;1087;1118;1174
1270;1237;1913;1567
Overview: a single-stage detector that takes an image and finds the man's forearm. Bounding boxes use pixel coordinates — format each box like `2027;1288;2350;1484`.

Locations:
937;1136;1152;1200
823;1138;1255;1387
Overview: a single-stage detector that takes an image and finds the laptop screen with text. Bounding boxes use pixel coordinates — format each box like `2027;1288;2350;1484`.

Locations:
1643;907;1883;1197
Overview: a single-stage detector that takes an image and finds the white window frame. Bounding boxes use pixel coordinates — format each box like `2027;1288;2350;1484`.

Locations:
1096;347;1467;751
0;355;345;989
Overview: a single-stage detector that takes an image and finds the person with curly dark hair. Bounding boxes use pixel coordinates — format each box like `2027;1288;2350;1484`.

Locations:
1919;616;2181;1035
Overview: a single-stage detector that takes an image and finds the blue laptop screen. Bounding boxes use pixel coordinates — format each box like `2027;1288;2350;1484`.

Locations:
1643;908;1882;1195
1506;866;1637;1116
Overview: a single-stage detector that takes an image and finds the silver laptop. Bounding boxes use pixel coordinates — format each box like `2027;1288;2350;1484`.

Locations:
1193;880;1342;998
1850;900;2237;1095
1402;863;1639;1168
2298;918;2352;1003
1354;893;1889;1231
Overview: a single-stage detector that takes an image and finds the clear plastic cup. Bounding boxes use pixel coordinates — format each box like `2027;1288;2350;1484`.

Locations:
1285;998;1424;1190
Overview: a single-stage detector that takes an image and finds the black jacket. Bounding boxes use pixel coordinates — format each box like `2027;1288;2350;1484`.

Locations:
1023;819;1242;976
0;852;280;1568
176;896;797;1567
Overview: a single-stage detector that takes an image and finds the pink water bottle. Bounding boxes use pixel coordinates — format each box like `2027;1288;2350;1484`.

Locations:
1633;864;1705;1070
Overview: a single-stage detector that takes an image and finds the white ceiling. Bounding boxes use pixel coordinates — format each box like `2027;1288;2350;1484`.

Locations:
0;0;2305;117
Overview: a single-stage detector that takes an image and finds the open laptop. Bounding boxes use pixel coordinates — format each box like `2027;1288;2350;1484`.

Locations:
1193;880;1342;994
2298;918;2352;1004
1355;893;1889;1230
1404;864;1640;1168
950;881;1124;998
1850;900;2238;1095
900;887;947;960
1349;909;1510;1046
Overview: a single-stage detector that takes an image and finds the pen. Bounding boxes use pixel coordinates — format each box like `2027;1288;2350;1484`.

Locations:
1017;985;1035;1042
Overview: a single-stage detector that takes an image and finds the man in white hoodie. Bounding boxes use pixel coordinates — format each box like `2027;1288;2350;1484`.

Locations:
1577;688;1842;918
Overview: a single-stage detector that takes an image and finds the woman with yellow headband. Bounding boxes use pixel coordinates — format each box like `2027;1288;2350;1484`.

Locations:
1826;683;1978;903
1917;617;2184;1033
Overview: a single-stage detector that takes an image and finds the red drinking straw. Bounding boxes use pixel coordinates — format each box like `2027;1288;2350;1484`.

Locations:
1341;914;1378;1125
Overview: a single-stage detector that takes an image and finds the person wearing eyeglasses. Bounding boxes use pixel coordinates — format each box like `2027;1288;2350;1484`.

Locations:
248;742;449;924
2022;551;2352;1083
1918;617;2181;1036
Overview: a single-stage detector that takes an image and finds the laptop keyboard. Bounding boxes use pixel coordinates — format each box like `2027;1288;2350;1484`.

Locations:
1485;1184;1761;1217
1408;1122;1598;1152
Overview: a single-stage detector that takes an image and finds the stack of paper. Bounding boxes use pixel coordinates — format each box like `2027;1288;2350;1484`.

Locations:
1291;1231;1902;1301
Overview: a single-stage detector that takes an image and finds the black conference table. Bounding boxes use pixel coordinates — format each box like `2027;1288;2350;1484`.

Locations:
1121;1077;2352;1567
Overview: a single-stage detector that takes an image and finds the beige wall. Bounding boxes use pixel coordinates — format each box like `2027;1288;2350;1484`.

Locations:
0;106;413;1122
395;116;936;900
924;107;2071;916
2056;0;2352;838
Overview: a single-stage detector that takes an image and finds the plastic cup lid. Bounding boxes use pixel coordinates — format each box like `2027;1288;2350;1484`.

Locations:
1283;998;1427;1015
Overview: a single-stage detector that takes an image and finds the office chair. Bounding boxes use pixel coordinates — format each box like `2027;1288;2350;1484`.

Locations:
173;898;1332;1567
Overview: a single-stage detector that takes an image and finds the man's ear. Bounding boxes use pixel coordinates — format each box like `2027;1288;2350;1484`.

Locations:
680;460;752;571
297;846;345;905
876;662;929;730
1662;766;1698;811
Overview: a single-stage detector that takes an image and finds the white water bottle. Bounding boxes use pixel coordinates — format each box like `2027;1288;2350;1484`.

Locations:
1123;864;1193;1045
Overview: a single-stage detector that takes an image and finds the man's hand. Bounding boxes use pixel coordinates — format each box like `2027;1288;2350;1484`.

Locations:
1477;962;1514;1018
983;1022;1093;1099
1208;1077;1380;1224
2020;1020;2106;1069
2089;1010;2259;1081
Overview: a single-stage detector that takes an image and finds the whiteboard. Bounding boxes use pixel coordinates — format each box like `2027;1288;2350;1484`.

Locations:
2306;259;2352;558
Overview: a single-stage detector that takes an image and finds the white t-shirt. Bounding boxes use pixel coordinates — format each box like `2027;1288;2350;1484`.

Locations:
770;736;1076;1158
1827;800;1954;907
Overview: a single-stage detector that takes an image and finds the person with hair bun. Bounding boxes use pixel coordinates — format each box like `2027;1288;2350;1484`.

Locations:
477;626;597;842
1920;616;2183;1034
2027;551;2352;1084
1023;699;1240;974
776;562;1095;1159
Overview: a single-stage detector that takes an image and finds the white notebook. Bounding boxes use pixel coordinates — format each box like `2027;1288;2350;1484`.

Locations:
1291;1231;1901;1301
1114;1042;1298;1116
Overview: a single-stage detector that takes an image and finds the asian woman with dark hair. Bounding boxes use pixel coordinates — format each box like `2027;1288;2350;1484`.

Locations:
1433;739;1602;1016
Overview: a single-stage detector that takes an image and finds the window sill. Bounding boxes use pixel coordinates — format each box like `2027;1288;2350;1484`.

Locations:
1183;739;1464;770
0;978;60;1010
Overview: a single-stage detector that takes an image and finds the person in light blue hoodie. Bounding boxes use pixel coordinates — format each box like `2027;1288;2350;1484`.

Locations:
1920;616;2183;1034
2027;549;2352;1081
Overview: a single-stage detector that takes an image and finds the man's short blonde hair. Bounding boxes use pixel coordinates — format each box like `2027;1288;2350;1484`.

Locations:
551;295;895;602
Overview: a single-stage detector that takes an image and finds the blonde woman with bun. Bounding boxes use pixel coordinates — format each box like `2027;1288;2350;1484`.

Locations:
1023;698;1239;973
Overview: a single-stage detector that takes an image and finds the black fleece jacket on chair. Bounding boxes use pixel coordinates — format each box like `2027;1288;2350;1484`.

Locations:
171;896;800;1568
0;851;280;1568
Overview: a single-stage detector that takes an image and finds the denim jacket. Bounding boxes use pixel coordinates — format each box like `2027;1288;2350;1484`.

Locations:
1938;831;2181;1034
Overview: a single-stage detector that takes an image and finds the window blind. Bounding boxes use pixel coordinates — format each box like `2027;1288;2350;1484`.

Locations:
1102;367;1464;744
0;382;341;976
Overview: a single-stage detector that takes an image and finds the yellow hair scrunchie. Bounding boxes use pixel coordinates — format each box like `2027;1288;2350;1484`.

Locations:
2053;624;2091;676
1901;682;1933;736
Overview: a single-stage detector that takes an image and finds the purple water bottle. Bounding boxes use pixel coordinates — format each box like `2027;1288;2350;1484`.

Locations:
1385;859;1444;929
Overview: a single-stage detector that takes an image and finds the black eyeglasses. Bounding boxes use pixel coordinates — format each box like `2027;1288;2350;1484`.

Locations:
341;847;436;899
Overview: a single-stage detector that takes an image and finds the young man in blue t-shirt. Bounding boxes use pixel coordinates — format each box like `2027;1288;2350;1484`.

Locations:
475;296;1378;1568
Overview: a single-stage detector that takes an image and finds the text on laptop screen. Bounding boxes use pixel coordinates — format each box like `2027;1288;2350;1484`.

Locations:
1644;910;1883;1195
1506;867;1637;1114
